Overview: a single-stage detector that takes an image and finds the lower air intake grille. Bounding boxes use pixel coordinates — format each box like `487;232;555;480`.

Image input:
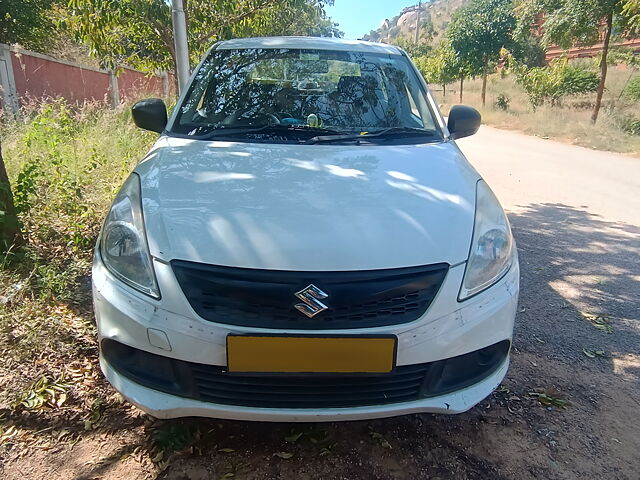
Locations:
190;363;428;408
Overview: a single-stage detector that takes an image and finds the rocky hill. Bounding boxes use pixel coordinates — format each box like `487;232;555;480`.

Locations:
361;0;469;47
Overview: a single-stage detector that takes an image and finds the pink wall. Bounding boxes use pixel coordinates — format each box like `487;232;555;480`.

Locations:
8;49;170;107
12;52;111;104
118;68;165;100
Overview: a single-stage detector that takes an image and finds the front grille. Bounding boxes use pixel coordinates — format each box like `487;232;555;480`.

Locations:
171;261;448;329
102;340;511;409
190;363;428;408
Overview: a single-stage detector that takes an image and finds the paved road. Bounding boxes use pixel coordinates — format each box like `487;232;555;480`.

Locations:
457;125;640;226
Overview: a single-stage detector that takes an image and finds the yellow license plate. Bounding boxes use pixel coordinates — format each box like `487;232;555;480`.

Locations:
226;335;397;374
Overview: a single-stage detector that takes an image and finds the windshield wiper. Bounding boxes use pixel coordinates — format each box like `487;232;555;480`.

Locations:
201;124;342;139
304;127;437;144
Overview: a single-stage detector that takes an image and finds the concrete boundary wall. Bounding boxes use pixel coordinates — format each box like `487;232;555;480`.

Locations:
0;44;174;114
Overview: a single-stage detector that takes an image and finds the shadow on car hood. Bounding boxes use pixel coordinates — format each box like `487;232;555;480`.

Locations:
135;137;480;270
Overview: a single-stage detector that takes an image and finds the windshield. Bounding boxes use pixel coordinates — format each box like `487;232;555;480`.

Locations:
170;47;442;143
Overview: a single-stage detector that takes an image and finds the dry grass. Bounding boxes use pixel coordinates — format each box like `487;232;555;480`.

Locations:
431;67;640;156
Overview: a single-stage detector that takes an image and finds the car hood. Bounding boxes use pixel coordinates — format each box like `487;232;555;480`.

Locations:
135;137;480;270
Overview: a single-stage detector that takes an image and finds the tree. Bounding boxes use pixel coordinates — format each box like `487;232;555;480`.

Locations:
0;0;57;51
65;0;340;76
516;0;640;123
415;41;468;102
622;0;640;31
392;38;432;58
447;0;519;106
0;144;22;252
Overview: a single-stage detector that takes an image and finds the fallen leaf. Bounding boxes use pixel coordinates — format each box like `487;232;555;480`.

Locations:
284;432;304;443
274;452;294;459
529;392;567;408
150;450;164;463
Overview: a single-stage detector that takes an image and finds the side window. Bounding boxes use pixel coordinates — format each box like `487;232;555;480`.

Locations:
406;84;421;118
405;78;436;130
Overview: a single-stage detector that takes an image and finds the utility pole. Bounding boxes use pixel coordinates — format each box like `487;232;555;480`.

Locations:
414;1;422;44
171;0;190;93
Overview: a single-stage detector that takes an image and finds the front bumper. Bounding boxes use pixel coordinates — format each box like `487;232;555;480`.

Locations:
92;256;519;421
100;353;509;421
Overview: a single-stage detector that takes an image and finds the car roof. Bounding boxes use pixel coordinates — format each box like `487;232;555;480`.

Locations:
214;36;404;56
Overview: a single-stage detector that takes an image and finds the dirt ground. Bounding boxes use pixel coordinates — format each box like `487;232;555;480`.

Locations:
1;130;639;479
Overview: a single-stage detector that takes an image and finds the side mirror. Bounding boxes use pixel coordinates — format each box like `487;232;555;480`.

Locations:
447;105;481;140
132;98;167;133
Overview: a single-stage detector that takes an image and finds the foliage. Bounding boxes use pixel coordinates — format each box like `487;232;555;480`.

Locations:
621;116;640;135
392;38;432;59
495;93;511;110
560;65;601;95
418;17;437;43
625;75;640;100
414;41;466;86
64;0;340;75
515;0;640;122
515;0;625;49
447;0;519;76
0;0;57;51
513;58;599;108
512;34;547;68
623;0;640;31
604;46;640;68
447;0;525;105
426;65;640;153
0;100;153;303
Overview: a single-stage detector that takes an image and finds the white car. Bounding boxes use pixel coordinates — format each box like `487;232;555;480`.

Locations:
93;36;519;422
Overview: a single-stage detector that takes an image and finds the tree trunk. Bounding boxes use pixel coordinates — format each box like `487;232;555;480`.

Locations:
460;76;464;104
442;84;446;97
0;143;22;251
592;12;613;124
481;57;488;107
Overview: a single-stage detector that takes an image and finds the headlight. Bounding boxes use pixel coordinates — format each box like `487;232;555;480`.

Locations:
100;173;159;298
459;180;515;300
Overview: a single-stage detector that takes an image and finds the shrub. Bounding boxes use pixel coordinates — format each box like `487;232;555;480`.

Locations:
625;76;640;101
495;93;511;110
515;59;599;108
621;117;640;136
1;100;154;298
561;66;600;96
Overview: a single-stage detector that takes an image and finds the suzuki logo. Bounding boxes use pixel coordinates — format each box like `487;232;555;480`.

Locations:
294;284;329;318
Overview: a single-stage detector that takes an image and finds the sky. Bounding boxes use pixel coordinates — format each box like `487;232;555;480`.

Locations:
326;1;420;40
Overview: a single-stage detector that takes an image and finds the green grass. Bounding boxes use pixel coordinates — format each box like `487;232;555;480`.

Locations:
431;67;640;155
